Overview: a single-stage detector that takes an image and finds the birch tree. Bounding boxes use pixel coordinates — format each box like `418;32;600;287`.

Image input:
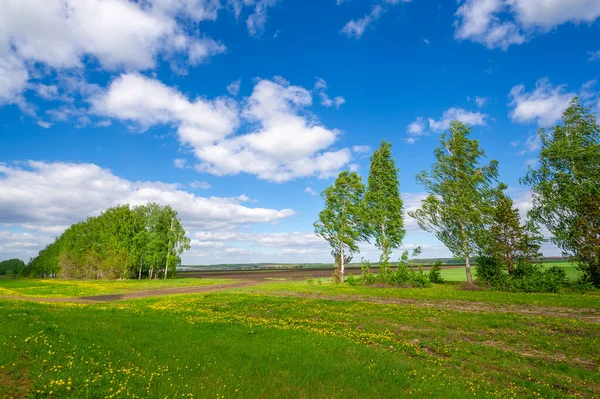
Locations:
409;121;499;284
364;140;405;276
314;171;367;283
522;97;600;287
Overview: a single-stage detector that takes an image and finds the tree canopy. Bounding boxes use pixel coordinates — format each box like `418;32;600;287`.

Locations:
314;171;367;283
364;140;405;273
522;97;600;287
0;258;26;276
24;203;190;280
409;121;499;284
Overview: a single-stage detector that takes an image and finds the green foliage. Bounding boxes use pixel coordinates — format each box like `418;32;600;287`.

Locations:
364;140;406;272
480;188;530;275
24;203;190;280
359;258;377;285
522;97;600;288
428;260;444;284
410;121;499;284
0;258;25;276
315;171;367;283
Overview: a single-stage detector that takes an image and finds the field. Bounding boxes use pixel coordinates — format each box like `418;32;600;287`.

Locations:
1;263;599;398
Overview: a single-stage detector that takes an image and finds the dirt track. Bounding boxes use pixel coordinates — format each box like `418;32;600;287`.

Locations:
0;281;260;304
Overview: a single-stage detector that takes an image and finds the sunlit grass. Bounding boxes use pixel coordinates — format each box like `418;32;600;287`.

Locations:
0;278;236;298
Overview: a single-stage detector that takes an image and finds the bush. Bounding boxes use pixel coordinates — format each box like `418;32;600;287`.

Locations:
475;256;506;286
512;262;566;293
428;260;444;284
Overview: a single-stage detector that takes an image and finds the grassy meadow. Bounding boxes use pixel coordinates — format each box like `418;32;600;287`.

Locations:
0;277;237;298
1;262;599;398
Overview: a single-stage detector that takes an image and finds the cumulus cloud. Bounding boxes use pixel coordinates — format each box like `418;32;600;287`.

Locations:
341;5;385;39
427;108;488;133
0;161;294;235
0;0;265;106
454;0;600;50
508;78;576;126
92;73;239;147
94;74;352;182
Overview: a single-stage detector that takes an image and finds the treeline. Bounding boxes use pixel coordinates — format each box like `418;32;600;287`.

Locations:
0;259;26;276
24;203;190;280
315;97;600;290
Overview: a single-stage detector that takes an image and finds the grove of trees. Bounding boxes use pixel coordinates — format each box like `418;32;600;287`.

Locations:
23;203;190;280
0;258;26;277
315;97;600;290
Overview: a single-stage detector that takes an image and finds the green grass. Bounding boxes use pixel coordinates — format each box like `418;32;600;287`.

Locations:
1;289;599;398
439;261;582;282
1;267;599;398
0;277;236;298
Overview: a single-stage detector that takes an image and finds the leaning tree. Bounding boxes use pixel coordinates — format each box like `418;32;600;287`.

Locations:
409;121;499;284
522;97;600;287
314;171;367;283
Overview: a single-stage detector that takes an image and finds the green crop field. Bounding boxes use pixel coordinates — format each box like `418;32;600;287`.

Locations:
439;261;582;283
1;262;599;398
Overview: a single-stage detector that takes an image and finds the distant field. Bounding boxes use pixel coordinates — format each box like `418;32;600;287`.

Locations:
440;261;581;282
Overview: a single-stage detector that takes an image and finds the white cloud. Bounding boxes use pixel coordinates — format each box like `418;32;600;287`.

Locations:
314;78;345;109
423;38;430;45
341;5;385;39
174;159;189;169
351;145;371;153
471;95;488;108
189;181;211;189
454;0;600;50
589;51;600;61
407;117;426;135
517;133;541;155
428;108;488;132
404;137;417;144
94;74;352;182
227;79;241;96
0;55;28;105
509;78;575;126
36;121;52;129
305;186;317;196
0;0;235;105
92;73;239;147
0;161;294;236
246;0;278;37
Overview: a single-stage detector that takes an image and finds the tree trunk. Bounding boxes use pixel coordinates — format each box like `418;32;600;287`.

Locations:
339;242;345;283
465;254;473;284
149;268;153;280
138;256;143;280
164;219;174;280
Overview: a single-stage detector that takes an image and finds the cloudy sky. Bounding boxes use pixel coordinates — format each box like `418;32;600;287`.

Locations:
1;0;599;264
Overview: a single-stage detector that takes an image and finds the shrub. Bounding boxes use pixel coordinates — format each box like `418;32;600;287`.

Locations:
428;260;444;284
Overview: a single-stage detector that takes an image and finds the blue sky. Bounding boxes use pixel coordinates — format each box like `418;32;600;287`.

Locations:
1;0;599;264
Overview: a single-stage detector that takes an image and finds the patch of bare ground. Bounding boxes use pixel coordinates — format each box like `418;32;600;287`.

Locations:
261;291;600;323
0;368;32;399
